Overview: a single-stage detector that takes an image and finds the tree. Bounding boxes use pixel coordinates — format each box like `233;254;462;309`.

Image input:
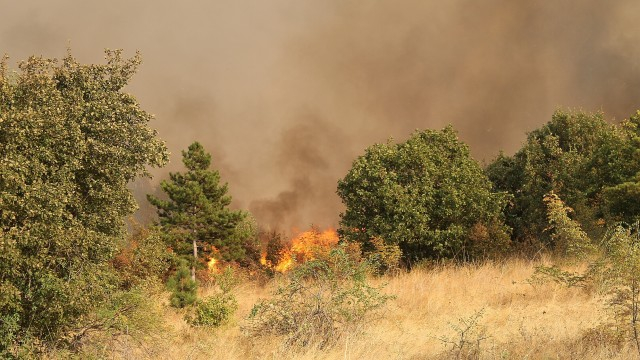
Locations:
486;109;639;246
0;50;167;351
337;126;509;263
148;142;247;281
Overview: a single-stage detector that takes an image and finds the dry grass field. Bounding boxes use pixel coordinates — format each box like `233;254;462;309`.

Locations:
67;258;638;360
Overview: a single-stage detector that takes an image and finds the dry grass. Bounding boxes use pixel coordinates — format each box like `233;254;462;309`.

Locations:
74;259;638;359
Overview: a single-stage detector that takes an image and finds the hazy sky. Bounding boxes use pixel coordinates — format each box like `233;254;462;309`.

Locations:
2;0;639;231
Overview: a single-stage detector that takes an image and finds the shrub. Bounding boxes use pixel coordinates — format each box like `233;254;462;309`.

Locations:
187;294;238;328
436;309;489;360
243;245;393;349
186;267;239;328
533;221;640;356
465;221;512;260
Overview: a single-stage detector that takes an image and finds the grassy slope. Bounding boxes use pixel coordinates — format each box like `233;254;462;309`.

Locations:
69;259;637;359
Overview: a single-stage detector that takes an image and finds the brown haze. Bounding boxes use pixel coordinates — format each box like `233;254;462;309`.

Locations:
2;0;640;232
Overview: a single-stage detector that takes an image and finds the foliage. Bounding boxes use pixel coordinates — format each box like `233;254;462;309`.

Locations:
337;125;509;263
602;111;640;223
112;222;173;289
167;262;198;308
486;109;640;246
63;284;166;348
365;237;402;275
187;268;239;328
148;142;247;279
465;221;512;260
543;192;594;258
243;245;393;349
233;215;261;267
0;50;167;352
188;294;238;328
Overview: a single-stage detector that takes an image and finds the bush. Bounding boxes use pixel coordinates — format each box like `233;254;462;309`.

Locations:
0;50;167;351
543;192;594;258
243;245;393;349
187;294;238;328
337;125;509;263
186;267;239;328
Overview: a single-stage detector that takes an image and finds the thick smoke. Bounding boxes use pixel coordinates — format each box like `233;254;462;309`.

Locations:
2;0;639;231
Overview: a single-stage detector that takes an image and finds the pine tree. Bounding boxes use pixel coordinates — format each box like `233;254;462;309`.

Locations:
148;142;246;280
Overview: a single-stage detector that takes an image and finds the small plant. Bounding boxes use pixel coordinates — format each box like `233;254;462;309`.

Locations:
167;261;197;308
436;309;489;360
187;267;239;328
600;224;640;355
243;244;393;349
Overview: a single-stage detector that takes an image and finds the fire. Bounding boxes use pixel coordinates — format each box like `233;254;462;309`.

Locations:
207;257;219;273
265;228;339;273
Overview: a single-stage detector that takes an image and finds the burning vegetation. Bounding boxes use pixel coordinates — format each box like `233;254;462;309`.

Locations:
260;227;340;273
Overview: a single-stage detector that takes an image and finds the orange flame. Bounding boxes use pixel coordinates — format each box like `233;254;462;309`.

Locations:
207;257;219;273
268;228;339;273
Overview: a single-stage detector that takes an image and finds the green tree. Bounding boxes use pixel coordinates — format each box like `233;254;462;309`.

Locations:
148;142;247;281
601;111;640;223
486;109;639;246
337;126;509;263
0;50;167;351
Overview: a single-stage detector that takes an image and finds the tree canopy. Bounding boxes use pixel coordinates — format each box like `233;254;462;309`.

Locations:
486;109;640;246
148;142;248;279
337;126;509;262
0;50;167;348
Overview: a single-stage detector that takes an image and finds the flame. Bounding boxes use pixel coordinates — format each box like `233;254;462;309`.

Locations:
207;257;219;273
268;228;339;273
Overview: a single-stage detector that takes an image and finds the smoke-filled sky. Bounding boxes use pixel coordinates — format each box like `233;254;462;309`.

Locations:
2;1;640;231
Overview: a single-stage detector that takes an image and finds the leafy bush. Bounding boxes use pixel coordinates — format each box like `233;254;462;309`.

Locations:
486;109;640;246
187;267;239;327
337;125;509;263
243;245;393;349
188;294;238;328
167;262;198;308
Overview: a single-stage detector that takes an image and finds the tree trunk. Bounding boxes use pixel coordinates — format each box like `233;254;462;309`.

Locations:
192;237;197;281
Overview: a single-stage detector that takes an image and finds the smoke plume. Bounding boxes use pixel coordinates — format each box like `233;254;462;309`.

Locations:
2;0;639;231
